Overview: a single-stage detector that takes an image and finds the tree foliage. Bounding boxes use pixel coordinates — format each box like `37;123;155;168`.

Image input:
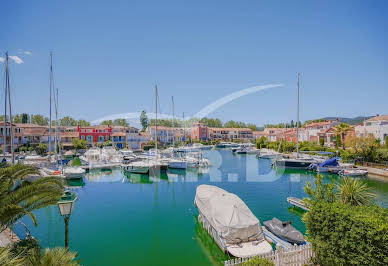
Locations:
303;201;388;265
72;139;87;153
35;143;47;156
8;238;80;266
113;118;128;127
304;174;336;207
334;122;351;149
337;177;375;206
31;115;48;126
60;116;78;127
0;164;64;231
77;119;90;126
200;117;223;128
140;111;149;132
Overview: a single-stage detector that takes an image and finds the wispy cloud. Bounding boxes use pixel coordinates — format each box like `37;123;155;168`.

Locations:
0;57;4;63
17;49;32;56
9;56;24;64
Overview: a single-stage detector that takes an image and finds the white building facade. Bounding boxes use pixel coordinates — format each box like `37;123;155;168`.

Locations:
355;115;388;144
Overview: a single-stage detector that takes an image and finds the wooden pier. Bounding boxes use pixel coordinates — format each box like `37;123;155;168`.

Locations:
287;197;309;211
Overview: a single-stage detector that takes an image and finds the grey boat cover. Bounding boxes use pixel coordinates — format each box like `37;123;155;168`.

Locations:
195;185;264;244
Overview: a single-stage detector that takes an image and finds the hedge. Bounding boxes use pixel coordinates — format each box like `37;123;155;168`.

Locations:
303;201;388;265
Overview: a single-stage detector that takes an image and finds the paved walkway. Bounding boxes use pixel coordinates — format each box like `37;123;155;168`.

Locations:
0;227;19;247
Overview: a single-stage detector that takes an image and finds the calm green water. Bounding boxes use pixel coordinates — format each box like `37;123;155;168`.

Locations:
17;150;388;266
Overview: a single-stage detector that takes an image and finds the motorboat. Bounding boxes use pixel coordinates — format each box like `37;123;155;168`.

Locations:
263;218;305;245
339;168;368;177
168;158;187;169
215;142;234;149
309;157;339;172
256;149;281;159
272;157;317;169
122;161;150;174
63;167;86;179
195;185;272;258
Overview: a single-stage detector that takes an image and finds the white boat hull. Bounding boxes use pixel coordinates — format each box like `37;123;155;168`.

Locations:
123;165;149;174
168;161;187;169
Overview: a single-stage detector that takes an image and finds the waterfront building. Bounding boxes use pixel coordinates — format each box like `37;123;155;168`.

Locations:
355;115;388;144
126;127;151;150
318;126;355;147
15;123;45;147
0;122;23;152
111;126;126;149
77;125;111;146
208;127;253;142
301;120;339;143
148;126;191;145
60;127;79;150
191;122;208;141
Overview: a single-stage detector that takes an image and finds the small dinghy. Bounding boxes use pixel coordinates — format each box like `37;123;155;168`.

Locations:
263;218;304;245
339;169;368;177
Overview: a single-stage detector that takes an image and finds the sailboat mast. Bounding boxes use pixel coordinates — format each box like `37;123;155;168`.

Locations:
6;54;14;164
3;53;8;159
155;84;158;153
183;112;185;142
172;96;175;147
54;87;58;162
296;73;300;158
49;52;53;161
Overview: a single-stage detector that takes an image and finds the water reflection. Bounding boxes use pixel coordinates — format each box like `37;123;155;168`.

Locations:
194;215;228;266
85;168;122;183
66;177;85;188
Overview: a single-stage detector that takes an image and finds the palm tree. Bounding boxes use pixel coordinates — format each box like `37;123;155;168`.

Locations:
0;164;64;232
0;247;25;266
1;245;80;266
25;247;80;266
334;123;351;149
337;177;375;206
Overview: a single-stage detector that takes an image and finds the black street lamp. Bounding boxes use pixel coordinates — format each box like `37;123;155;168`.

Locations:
57;190;77;249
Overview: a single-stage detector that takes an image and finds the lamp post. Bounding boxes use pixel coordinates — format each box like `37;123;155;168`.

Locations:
57;190;77;249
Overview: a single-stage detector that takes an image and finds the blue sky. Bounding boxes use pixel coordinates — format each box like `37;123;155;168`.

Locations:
1;0;387;126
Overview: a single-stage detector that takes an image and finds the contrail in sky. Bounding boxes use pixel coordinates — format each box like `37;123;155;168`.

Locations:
91;83;283;125
193;83;283;119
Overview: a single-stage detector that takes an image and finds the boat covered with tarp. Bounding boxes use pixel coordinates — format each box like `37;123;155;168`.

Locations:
264;218;305;245
194;185;272;258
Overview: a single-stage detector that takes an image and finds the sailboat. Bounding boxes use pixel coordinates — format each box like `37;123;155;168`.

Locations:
124;85;168;175
273;73;318;169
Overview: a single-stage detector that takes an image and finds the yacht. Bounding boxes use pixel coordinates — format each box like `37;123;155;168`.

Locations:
256;149;281;159
168;158;187;169
63;167;86;179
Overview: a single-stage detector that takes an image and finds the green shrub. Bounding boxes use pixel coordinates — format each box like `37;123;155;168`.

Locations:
242;256;274;266
303;201;388;265
71;157;82;166
256;136;268;149
35;143;47;155
386;136;388;149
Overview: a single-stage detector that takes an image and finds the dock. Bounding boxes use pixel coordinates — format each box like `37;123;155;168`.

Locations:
287;197;309;211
